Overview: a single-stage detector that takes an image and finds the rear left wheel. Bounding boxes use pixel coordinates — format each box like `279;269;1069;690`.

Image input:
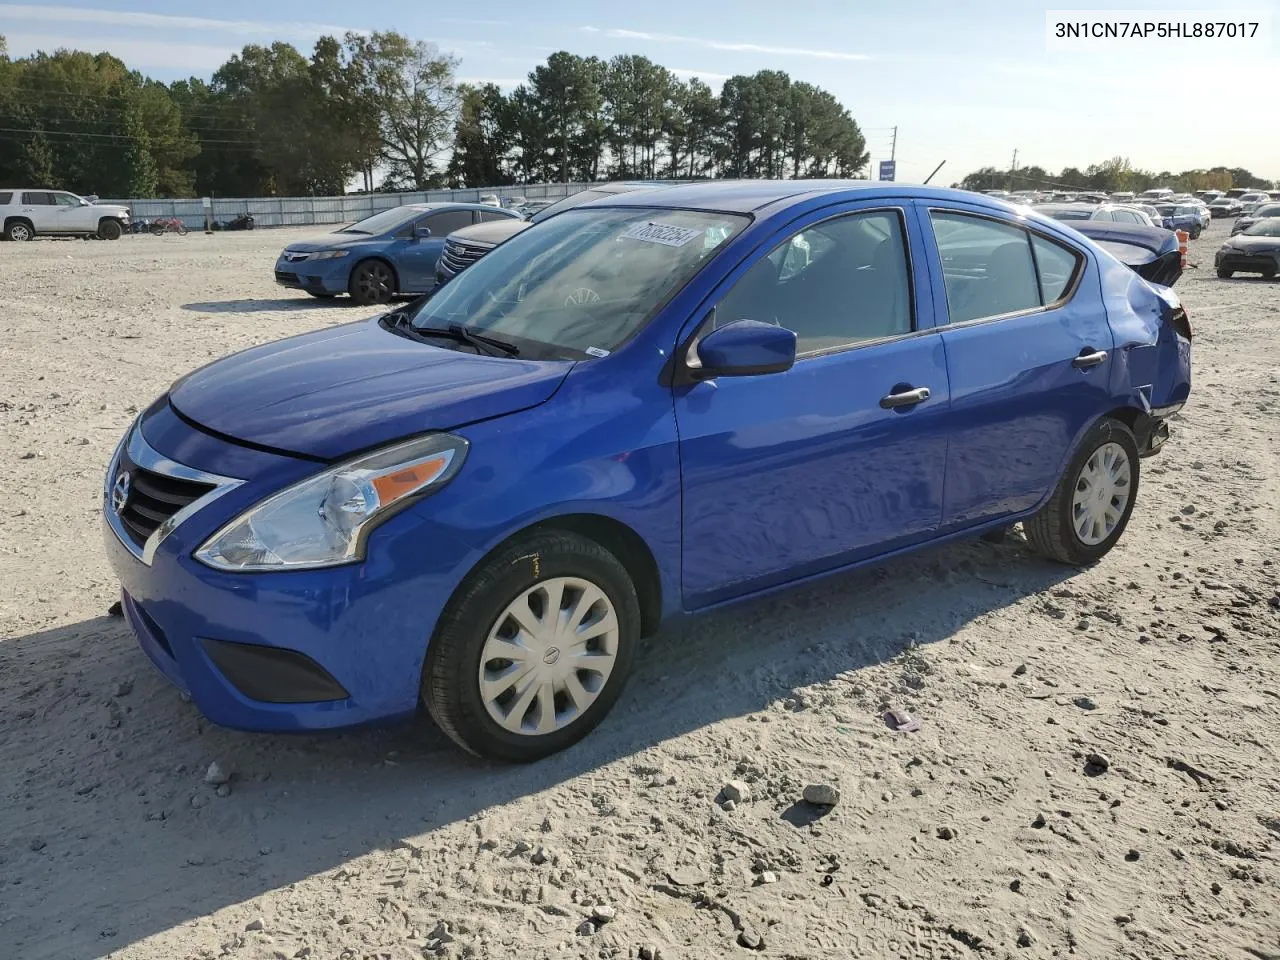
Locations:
423;532;640;762
1024;418;1139;566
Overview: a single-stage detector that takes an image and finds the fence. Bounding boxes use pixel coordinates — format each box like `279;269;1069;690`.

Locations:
100;182;593;229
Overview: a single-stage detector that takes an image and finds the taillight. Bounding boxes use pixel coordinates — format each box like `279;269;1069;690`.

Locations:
1170;305;1192;341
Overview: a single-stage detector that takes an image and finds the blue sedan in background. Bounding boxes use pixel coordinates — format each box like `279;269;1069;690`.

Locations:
274;203;522;305
106;181;1191;762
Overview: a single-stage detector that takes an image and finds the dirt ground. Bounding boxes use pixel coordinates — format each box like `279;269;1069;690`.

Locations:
1;219;1277;960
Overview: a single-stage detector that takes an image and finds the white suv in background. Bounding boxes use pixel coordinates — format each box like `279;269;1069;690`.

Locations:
0;189;131;241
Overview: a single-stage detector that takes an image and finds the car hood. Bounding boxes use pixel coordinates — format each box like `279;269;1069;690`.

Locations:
169;319;573;461
279;235;374;254
1228;236;1280;250
446;219;531;247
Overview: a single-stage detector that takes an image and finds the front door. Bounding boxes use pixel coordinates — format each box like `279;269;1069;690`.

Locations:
397;210;476;293
53;192;96;232
673;205;951;609
921;207;1116;529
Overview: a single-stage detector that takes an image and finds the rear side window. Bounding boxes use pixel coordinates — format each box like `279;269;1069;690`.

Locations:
1030;235;1081;303
422;210;474;237
930;211;1081;324
22;192;55;205
0;192;12;205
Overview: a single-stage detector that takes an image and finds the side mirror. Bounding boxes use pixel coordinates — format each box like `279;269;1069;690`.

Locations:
414;226;432;240
692;319;796;378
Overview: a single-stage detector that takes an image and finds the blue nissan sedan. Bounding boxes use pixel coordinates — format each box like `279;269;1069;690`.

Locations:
274;203;522;305
106;181;1192;761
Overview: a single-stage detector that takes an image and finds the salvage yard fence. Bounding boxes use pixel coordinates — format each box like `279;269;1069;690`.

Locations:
100;183;593;229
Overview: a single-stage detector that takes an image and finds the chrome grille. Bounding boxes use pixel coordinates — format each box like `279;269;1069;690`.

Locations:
114;451;214;549
439;240;492;277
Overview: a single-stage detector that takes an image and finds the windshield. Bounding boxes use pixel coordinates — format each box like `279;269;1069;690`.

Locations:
1036;205;1093;221
410;207;747;357
1243;220;1280;237
529;188;617;224
338;207;421;235
1253;204;1280;218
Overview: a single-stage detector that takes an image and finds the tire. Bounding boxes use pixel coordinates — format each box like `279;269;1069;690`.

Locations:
97;219;122;241
423;531;641;762
1190;226;1201;240
176;223;188;236
1217;267;1233;279
149;223;164;237
5;220;33;242
349;259;396;305
1024;417;1140;566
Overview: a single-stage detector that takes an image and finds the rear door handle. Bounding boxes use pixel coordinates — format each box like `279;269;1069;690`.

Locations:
1072;350;1107;369
880;386;931;409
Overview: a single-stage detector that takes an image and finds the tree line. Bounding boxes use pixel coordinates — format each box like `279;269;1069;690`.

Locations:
0;33;869;198
959;156;1275;194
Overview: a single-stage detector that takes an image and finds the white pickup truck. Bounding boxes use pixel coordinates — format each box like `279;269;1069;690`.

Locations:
0;189;131;241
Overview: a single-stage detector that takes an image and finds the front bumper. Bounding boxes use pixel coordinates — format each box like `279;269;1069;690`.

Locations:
1216;250;1280;274
274;256;351;295
102;406;480;732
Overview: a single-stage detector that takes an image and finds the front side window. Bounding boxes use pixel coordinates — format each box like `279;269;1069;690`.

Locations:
713;210;913;356
54;192;81;207
412;207;746;358
931;211;1080;324
478;210;512;223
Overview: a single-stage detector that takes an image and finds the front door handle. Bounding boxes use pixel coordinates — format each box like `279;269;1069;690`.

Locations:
1072;349;1108;369
880;386;931;409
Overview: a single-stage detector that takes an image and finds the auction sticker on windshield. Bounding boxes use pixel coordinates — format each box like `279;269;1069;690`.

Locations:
621;221;703;246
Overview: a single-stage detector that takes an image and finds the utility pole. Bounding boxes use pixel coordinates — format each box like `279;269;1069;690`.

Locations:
1009;148;1018;189
890;126;897;161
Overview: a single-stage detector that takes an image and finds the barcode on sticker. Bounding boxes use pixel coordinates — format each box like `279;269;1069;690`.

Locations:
620;221;702;247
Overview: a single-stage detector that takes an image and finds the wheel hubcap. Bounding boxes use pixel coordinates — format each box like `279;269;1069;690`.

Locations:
13;226;30;240
1071;441;1131;546
478;576;619;736
359;266;391;300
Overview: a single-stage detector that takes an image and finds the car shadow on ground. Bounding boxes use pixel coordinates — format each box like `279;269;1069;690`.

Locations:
181;298;351;313
0;535;1076;959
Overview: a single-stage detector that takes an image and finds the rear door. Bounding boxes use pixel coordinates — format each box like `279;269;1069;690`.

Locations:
20;191;56;231
673;202;951;608
920;205;1115;530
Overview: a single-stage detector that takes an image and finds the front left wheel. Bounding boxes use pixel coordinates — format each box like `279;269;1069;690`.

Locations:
349;260;395;305
1025;417;1140;565
98;219;123;240
423;531;640;762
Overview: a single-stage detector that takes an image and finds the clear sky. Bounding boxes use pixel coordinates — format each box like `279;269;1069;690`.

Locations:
2;0;1277;185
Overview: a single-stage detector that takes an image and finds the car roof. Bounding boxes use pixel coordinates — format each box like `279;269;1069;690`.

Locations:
595;179;1012;215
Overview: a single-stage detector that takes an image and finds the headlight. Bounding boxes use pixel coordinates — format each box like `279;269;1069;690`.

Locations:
310;249;350;260
196;433;468;572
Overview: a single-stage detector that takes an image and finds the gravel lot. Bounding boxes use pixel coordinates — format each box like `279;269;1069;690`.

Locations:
1;220;1278;960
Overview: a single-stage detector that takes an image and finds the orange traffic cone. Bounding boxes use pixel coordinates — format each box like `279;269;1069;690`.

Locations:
1175;229;1189;271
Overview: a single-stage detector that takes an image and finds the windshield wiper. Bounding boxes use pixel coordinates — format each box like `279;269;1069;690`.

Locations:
416;322;520;357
